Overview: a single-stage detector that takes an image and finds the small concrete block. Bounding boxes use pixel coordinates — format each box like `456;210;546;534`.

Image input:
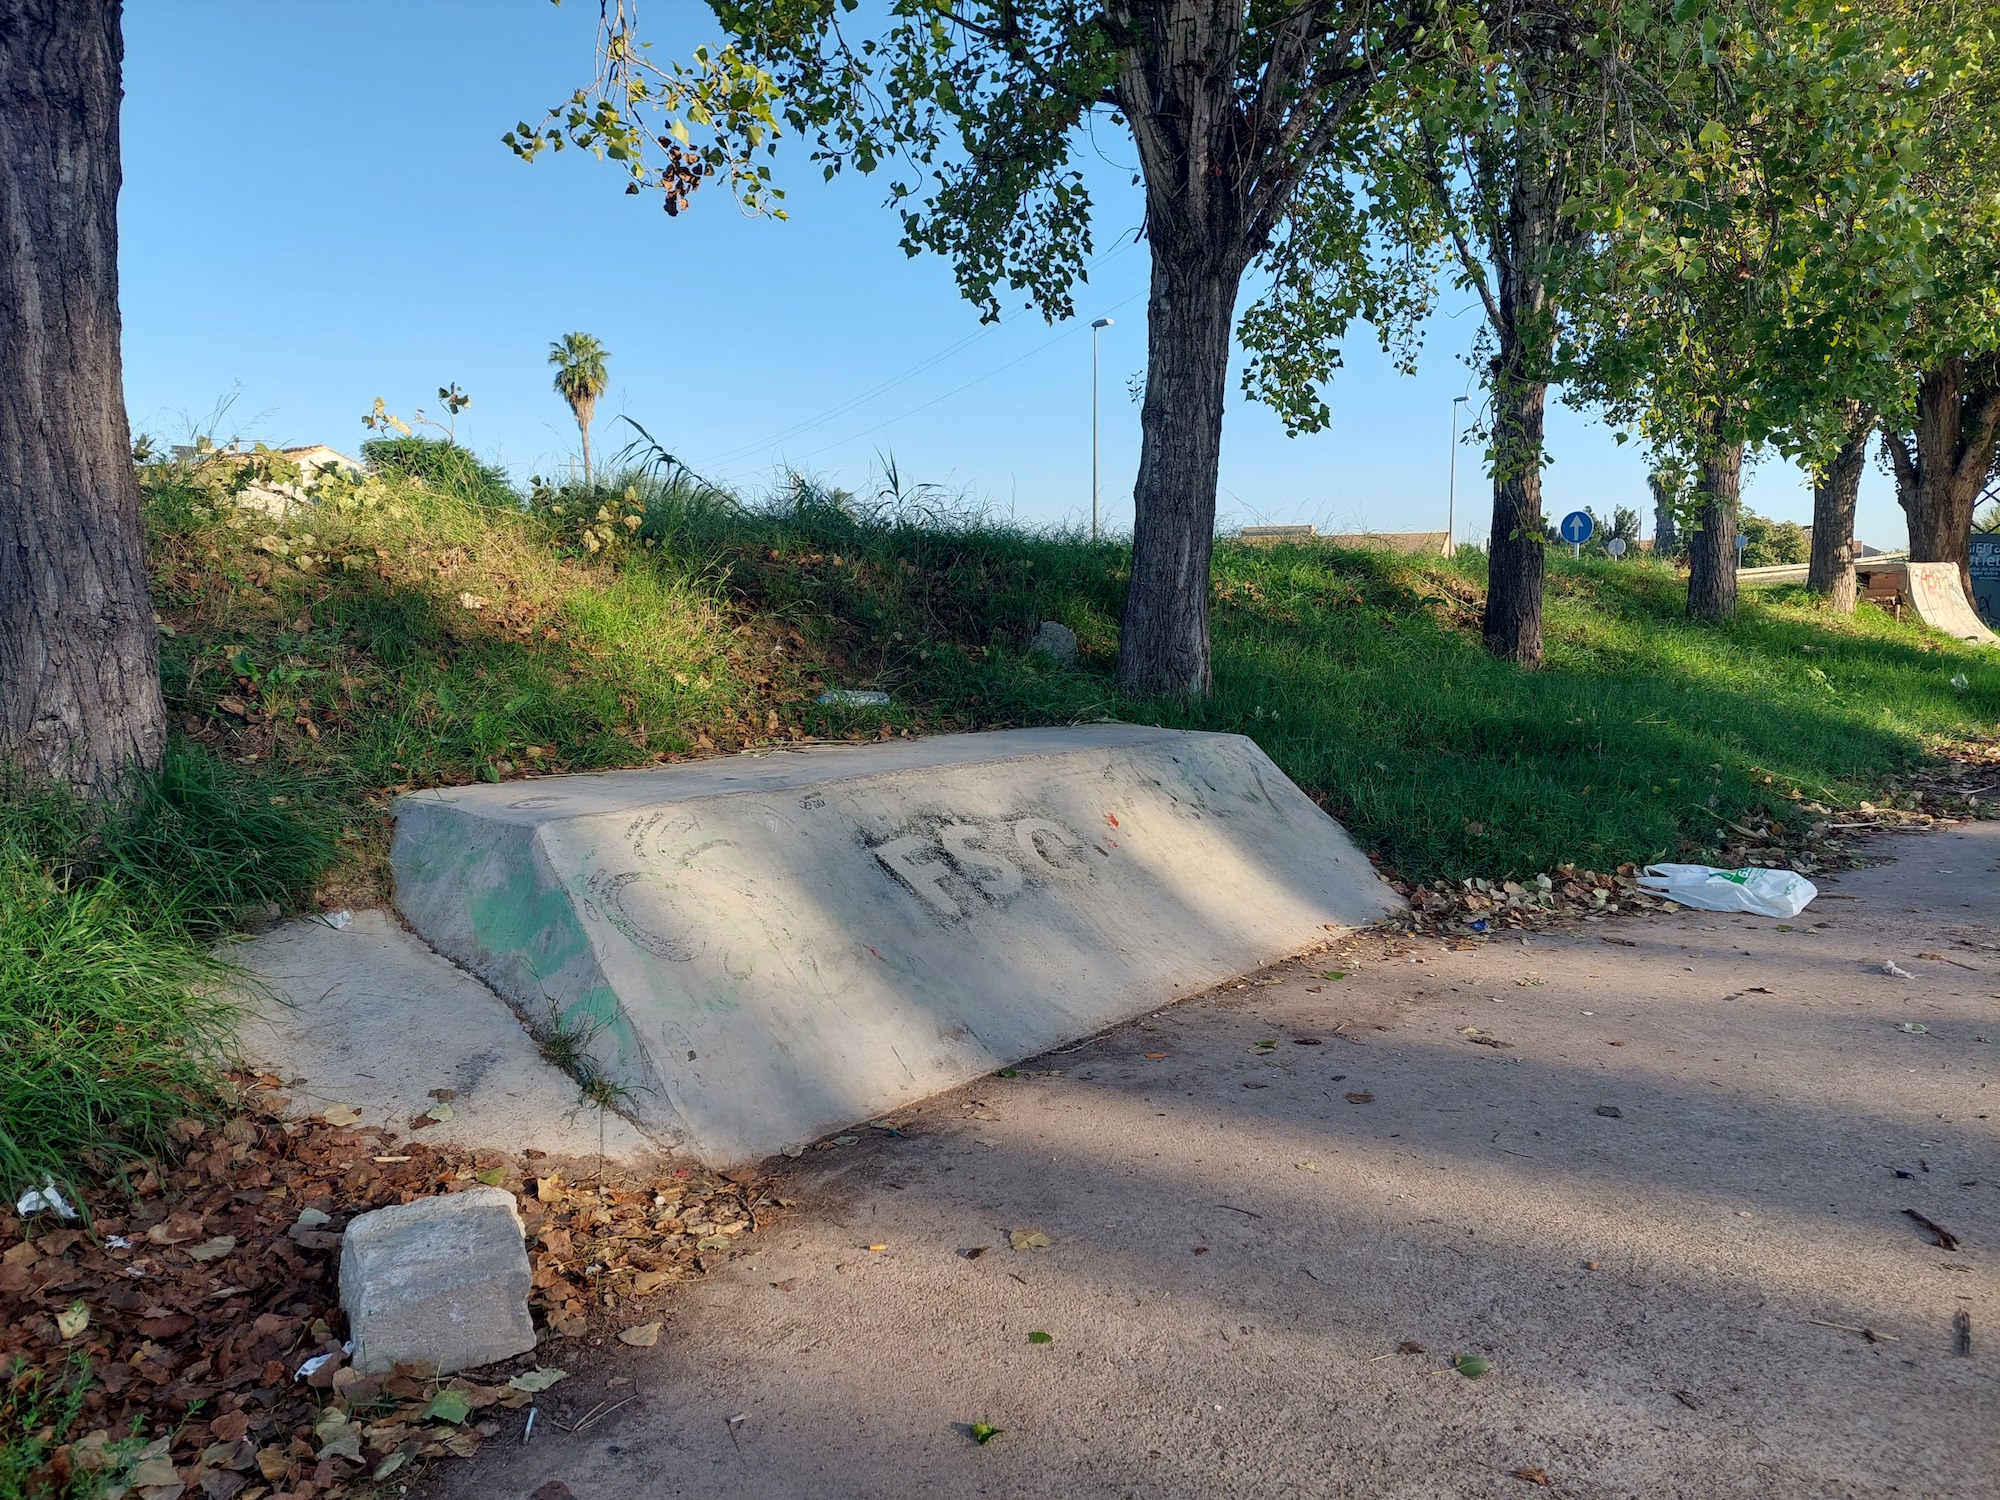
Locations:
1030;619;1078;663
340;1186;535;1375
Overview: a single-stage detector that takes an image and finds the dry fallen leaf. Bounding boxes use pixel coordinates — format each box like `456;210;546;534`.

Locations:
321;1104;362;1127
507;1368;569;1393
186;1235;237;1262
1513;1467;1551;1486
126;1453;179;1488
537;1174;562;1202
55;1301;89;1341
1345;1092;1374;1104
1010;1228;1054;1252
630;1270;669;1294
617;1321;663;1347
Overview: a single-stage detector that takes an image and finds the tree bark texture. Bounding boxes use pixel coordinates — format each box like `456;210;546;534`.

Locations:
1805;404;1873;613
1884;357;2000;594
1648;472;1678;558
1483;370;1547;664
0;0;164;794
1470;132;1567;668
1117;250;1241;695
1686;443;1743;622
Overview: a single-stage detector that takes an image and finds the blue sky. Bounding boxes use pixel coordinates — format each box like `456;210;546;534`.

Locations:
118;1;1906;550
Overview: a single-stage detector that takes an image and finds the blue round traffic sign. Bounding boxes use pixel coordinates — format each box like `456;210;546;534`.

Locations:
1559;511;1594;545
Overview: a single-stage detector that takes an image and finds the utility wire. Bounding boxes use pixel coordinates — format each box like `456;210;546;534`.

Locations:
692;238;1137;472
763;287;1146;471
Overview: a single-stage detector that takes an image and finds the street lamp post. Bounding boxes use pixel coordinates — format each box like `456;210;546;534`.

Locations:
1091;317;1113;542
1447;395;1471;558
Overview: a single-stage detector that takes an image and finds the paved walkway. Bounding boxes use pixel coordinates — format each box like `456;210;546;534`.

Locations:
438;826;1997;1499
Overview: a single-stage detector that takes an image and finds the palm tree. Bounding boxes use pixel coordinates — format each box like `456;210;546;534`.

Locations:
548;333;610;483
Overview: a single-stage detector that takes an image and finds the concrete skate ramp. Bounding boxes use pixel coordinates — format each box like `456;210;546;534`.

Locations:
390;726;1400;1164
1905;561;1997;645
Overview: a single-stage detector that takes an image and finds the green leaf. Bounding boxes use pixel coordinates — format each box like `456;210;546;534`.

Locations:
474;1167;507;1186
970;1422;1003;1445
1453;1353;1494;1379
424;1388;472;1424
1027;1331;1053;1345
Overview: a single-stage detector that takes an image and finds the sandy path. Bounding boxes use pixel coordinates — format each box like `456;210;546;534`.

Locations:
433;824;1997;1499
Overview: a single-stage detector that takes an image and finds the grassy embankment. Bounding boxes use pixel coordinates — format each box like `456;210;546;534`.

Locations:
6;436;1995;1473
6;439;1996;1204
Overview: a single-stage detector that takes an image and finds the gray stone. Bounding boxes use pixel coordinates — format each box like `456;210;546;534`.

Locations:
340;1187;536;1374
391;726;1401;1166
1029;619;1078;663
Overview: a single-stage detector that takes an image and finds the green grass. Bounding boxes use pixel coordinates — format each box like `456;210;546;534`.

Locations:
0;749;331;1202
0;1356;117;1500
647;485;1993;880
11;447;1988;1202
139;454;2000;889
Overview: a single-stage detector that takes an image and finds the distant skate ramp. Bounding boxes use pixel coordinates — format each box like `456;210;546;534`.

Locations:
1905;561;1997;645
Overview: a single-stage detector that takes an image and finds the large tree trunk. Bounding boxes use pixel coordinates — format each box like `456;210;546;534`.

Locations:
1884;358;2000;594
1482;366;1547;664
1475;142;1565;668
1116;247;1243;696
1686;442;1743;622
1805;404;1873;613
1109;1;1275;699
0;0;164;795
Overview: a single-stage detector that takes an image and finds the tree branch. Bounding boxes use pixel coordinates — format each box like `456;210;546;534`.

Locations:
1415;124;1506;335
1953;378;2000;497
1882;427;1918;509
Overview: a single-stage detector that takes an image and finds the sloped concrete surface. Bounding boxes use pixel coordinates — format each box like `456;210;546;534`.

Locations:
432;823;1996;1500
1907;560;1999;645
391;726;1401;1164
232;909;660;1160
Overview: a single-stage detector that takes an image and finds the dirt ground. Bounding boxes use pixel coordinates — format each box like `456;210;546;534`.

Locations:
429;824;1997;1500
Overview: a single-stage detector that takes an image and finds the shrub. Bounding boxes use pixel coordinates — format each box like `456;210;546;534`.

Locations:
361;436;517;508
1740;508;1810;567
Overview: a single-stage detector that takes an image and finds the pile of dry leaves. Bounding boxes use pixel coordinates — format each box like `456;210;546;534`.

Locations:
1;1074;775;1500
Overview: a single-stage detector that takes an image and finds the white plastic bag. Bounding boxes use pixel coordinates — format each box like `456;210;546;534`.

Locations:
1636;863;1817;917
15;1175;79;1220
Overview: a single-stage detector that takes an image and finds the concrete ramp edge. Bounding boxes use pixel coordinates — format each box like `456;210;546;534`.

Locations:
1905;560;1998;645
390;726;1402;1164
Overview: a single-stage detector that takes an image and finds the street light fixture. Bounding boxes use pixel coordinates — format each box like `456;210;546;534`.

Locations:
1447;394;1471;559
1091;317;1114;542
